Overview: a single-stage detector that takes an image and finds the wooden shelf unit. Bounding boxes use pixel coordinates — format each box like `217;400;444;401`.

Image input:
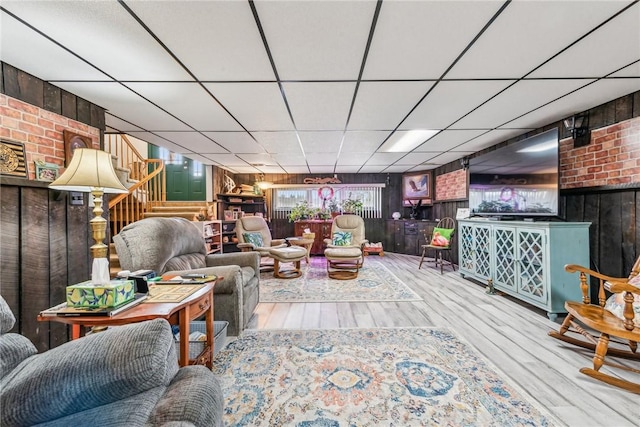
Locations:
216;194;267;253
191;220;222;255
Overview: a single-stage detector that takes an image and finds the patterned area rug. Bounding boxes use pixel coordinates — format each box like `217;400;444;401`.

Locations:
213;328;558;426
259;257;422;303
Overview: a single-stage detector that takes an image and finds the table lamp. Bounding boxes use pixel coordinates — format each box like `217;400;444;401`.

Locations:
49;148;128;284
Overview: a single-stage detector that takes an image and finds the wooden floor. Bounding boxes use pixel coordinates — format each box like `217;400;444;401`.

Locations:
244;252;638;427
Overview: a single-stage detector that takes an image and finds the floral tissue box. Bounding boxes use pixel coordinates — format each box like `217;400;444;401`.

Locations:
66;280;135;308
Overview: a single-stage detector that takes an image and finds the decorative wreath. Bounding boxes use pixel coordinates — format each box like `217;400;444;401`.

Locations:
318;186;334;200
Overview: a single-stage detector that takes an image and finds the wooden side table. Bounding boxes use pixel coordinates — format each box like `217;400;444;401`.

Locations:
286;237;315;263
37;280;217;368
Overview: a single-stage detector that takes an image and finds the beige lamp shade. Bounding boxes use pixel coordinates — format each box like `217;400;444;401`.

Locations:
49;148;128;193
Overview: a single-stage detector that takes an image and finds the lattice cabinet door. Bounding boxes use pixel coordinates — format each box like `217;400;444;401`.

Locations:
493;226;517;291
458;223;475;273
473;224;492;280
516;228;547;304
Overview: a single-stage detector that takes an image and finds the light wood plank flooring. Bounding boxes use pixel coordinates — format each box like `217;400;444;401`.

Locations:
244;252;638;427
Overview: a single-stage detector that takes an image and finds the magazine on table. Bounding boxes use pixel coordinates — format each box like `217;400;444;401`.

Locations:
39;293;148;317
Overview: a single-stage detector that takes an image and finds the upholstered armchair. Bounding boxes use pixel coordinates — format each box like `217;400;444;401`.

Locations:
113;217;260;336
322;215;368;279
236;216;287;269
323;214;368;252
0;295;223;426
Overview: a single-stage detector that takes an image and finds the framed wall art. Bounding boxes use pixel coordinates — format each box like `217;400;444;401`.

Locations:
0;139;28;178
402;171;432;201
63;130;92;166
34;161;60;182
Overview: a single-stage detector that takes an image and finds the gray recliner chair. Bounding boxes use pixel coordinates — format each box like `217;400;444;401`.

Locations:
113;217;260;336
0;296;223;427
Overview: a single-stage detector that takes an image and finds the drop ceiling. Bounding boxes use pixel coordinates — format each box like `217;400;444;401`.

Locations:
1;0;639;175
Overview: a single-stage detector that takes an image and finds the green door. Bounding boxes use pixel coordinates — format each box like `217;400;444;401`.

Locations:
148;146;205;201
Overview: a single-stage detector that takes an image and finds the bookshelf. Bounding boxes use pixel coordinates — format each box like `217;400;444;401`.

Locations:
191;220;222;255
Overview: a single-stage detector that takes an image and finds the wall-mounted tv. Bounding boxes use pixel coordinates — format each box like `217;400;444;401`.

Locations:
468;128;559;218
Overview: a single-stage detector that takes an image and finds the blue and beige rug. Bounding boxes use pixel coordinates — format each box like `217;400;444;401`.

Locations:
260;257;422;303
213;328;559;426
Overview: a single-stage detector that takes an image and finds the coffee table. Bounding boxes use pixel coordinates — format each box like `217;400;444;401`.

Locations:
37;280;217;368
286;237;315;263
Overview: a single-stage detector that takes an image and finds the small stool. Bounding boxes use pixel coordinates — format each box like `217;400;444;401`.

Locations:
324;247;363;280
269;246;308;279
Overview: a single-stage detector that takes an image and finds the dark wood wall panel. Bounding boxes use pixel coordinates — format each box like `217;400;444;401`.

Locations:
1;180;91;351
48;190;70;348
21;187;51;350
1;62;105;128
0;186;20;333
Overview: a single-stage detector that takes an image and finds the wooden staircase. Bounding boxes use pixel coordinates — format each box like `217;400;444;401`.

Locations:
143;201;211;220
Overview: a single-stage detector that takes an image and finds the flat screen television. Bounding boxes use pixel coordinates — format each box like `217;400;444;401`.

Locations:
468;128;559;218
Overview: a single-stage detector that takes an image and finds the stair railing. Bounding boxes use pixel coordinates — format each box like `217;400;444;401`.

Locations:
105;134;166;235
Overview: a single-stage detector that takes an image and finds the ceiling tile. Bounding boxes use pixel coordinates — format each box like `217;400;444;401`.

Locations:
298;131;344;153
153;132;228;154
126;1;274;80
271;153;307;166
2;1;191;80
283;83;356;130
447;0;631;79
202;132;266;153
204;83;294;131
252;132;301;154
282;165;311;174
364;0;505;79
402;80;515;130
358;165;387;173
254;0;377;80
105;114;144;133
530;3;640;78
366;152;405;166
383;165;414;173
126;132;186;154
236;153;279;166
306;153;339;166
336;152;370;165
55;82;192;131
415;129;488;152
348;81;435;130
427;151;475;165
309;165;338;174
506;78;640;129
393;152;442;165
0;11;108;81
456;129;532;153
126;82;242;131
257;165;286;174
335;165;363;173
342;131;390;153
203;154;250;167
452;79;596;129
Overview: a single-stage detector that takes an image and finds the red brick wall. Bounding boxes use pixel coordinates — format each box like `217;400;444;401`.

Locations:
560;116;640;189
435;169;467;201
0;94;100;180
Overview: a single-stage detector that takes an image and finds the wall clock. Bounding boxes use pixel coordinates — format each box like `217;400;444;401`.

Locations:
0;140;28;178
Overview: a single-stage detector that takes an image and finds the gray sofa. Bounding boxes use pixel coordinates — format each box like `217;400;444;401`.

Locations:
114;217;260;336
0;295;223;427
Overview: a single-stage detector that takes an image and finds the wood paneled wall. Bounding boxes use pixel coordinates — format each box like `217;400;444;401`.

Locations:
0;178;92;351
1;63;104;350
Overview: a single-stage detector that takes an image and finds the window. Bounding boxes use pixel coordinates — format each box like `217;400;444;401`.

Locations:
272;184;385;219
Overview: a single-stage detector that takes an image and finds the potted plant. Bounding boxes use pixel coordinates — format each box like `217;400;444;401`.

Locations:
341;197;363;214
326;198;340;218
287;200;314;222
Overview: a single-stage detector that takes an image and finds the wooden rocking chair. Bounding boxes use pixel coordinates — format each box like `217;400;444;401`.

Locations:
548;256;640;394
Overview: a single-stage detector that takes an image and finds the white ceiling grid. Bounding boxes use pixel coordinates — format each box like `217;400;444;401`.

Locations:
1;0;639;175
